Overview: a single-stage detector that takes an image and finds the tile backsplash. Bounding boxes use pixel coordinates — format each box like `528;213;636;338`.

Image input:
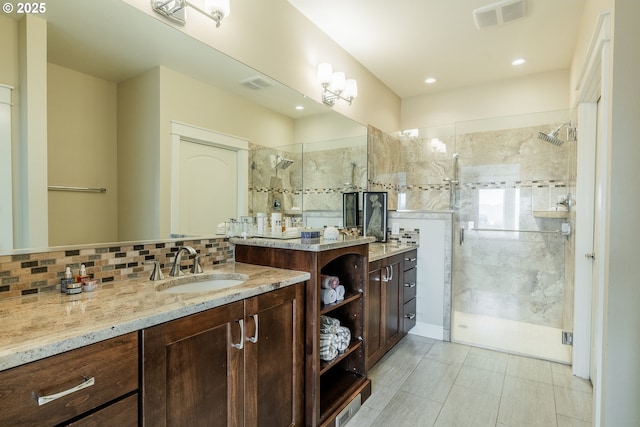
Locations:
0;238;233;300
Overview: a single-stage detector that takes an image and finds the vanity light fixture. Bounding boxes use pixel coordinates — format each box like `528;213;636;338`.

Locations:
317;63;358;106
151;0;230;28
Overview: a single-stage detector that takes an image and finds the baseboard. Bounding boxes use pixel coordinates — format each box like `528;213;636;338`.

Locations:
408;321;444;340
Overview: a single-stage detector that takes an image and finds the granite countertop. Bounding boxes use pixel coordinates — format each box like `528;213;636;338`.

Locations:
230;235;375;251
368;243;418;262
0;262;310;371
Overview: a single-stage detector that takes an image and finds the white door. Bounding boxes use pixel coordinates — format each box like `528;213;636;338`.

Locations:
178;140;237;236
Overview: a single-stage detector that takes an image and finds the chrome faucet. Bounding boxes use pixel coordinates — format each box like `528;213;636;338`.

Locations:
169;246;197;277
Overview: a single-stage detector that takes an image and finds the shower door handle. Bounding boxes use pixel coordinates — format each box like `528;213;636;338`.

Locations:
460;227;464;245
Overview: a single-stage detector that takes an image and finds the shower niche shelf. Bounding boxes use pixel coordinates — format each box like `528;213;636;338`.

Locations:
533;210;569;219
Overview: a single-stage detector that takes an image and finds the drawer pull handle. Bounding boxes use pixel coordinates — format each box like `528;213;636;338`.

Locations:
37;376;95;406
248;314;259;343
404;282;416;288
231;319;244;349
404;313;416;320
405;257;417;262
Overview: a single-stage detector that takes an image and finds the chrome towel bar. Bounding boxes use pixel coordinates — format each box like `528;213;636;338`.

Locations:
471;228;561;235
48;185;107;193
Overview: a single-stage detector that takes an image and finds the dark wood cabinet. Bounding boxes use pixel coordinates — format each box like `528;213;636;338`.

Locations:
366;254;403;370
366;249;419;369
235;243;371;427
142;284;304;427
0;333;138;427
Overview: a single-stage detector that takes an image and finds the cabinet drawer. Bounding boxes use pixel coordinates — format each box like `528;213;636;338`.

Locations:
403;267;417;303
0;332;138;427
403;250;417;270
67;393;138;427
403;298;417;333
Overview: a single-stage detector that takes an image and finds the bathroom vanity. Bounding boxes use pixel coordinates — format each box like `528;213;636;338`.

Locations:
0;262;309;427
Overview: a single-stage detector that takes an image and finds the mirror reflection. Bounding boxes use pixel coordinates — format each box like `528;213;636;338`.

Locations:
1;0;366;252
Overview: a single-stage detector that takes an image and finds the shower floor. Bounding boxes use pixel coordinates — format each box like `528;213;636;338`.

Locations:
452;310;572;363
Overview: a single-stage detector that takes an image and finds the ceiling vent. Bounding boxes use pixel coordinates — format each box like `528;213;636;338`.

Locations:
473;0;526;30
239;76;276;90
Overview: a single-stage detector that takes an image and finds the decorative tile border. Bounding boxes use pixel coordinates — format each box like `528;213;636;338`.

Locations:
0;238;233;300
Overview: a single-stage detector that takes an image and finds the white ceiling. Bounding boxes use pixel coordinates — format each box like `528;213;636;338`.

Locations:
288;0;586;98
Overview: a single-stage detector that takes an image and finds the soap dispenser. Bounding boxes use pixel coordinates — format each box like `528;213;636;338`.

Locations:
60;267;74;293
75;264;90;283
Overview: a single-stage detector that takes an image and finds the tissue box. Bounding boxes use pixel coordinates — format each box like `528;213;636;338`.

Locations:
300;230;321;243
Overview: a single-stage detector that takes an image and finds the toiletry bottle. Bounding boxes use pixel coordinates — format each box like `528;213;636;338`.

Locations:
256;213;266;235
60;266;74;293
75;264;90;283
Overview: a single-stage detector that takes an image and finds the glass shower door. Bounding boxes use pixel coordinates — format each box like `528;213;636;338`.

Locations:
451;110;576;363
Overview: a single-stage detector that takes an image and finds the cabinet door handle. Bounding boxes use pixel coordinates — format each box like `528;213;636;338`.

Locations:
405;257;417;262
404;282;416;288
389;265;394;281
248;314;259;343
404;313;416;320
382;266;389;282
231;319;244;349
37;376;95;406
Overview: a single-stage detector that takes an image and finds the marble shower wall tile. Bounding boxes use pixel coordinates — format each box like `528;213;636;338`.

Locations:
302;145;367;211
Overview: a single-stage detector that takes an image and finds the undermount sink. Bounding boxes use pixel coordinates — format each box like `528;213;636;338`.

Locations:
157;273;249;294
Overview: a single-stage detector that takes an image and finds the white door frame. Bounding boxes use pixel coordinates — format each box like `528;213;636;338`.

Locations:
573;11;610;425
169;121;249;236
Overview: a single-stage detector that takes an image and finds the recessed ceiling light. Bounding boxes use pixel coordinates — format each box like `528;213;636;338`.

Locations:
512;58;526;66
295;105;304;110
425;77;437;84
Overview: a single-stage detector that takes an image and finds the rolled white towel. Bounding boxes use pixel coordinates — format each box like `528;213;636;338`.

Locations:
336;326;351;352
319;333;338;361
320;315;340;333
321;288;337;305
335;285;345;301
320;274;340;289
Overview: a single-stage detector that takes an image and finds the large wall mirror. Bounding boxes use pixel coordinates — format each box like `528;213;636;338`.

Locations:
1;0;366;252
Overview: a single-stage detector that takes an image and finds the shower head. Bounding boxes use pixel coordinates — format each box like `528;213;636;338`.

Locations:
274;155;294;170
537;121;574;146
538;130;565;146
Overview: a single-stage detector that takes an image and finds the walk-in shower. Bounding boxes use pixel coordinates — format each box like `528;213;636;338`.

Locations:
452;110;576;363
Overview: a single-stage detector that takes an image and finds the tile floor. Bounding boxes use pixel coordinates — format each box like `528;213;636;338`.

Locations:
347;335;593;427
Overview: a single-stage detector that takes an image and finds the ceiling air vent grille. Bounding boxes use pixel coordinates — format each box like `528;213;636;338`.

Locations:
473;0;526;29
239;76;276;90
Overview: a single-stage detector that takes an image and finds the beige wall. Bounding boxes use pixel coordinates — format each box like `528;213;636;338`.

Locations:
122;0;401;132
117;68;161;241
401;70;571;130
47;63;118;246
0;16;19;87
